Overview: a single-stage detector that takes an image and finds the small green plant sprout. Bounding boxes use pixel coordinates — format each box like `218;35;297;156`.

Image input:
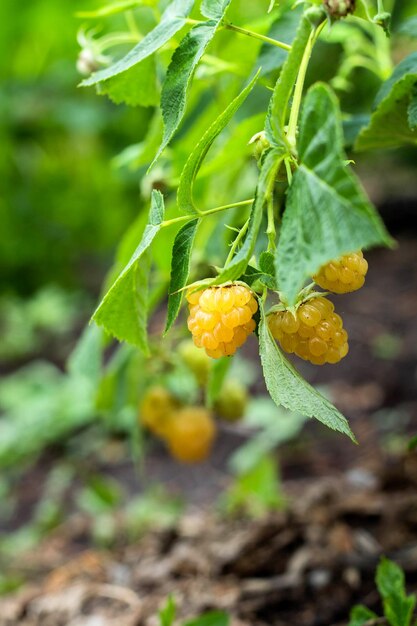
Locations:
158;595;230;626
349;557;417;626
76;0;417;443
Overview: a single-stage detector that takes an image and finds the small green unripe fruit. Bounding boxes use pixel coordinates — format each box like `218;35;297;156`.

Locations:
249;131;271;163
214;379;248;421
178;339;210;386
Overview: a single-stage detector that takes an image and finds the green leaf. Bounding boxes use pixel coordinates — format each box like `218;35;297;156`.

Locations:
159;594;176;626
355;52;417;151
153;2;232;164
76;0;153;19
92;190;165;352
348;605;379;626
81;0;195;86
165;219;199;333
200;0;231;20
97;57;159;107
398;15;417;38
258;303;355;440
408;88;417;129
276;83;392;304
177;70;260;215
183;611;229;626
376;558;416;626
265;13;311;148
212;149;283;284
67;323;103;386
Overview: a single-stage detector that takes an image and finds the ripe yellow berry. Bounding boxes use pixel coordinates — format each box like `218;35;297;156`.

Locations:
186;284;258;359
268;296;349;365
165;407;216;463
313;251;368;293
214;379;248;422
140;386;179;437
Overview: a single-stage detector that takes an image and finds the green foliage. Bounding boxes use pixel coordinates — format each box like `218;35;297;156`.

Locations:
183;611;229;626
154;4;233;164
165;219;200;332
356;52;417;150
221;455;285;517
93;190;165;351
276;83;392;304
349;558;417;626
376;557;416;626
258;303;355;440
229;396;307;474
159;595;176;626
97;57;159;107
177;70;260;215
81;0;194;86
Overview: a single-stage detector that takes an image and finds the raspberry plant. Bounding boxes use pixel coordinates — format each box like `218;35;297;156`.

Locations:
77;0;417;442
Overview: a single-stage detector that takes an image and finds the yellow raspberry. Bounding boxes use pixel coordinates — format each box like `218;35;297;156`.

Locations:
165;407;216;463
313;251;368;293
268;296;349;365
186;284;258;359
139;386;179;437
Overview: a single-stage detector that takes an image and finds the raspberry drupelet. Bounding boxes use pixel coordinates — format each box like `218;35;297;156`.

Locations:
268;296;349;365
313;251;368;294
186;284;258;358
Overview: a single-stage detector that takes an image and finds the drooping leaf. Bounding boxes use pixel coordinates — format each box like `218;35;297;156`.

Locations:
265;13;312;148
165;218;199;333
258;304;355;440
177;70;260;214
67;323;103;387
212;149;283;284
355;52;417;151
92;190;165;352
97;57;159;107
81;0;195;86
276;83;392;304
153;1;232;164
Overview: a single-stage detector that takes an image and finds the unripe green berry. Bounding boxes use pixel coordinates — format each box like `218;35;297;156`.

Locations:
214;379;248;421
178;339;211;386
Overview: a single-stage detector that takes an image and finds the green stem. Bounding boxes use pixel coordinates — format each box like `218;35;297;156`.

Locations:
284;157;293;185
286;21;325;152
161;198;254;228
225;218;250;266
223;22;291;51
266;195;276;252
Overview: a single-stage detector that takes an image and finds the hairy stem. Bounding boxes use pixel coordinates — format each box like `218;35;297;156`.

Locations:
286;21;325;152
223;22;291;51
161;199;254;228
225;218;250;266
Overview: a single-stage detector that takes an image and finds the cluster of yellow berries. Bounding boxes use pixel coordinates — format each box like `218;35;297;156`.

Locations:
268;296;349;365
140;344;248;463
140;386;216;463
187;285;258;359
268;251;368;365
313;251;368;294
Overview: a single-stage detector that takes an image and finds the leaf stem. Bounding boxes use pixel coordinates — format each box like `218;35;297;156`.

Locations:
286;21;325;152
161;198;254;228
223;22;291;51
225;218;250;266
